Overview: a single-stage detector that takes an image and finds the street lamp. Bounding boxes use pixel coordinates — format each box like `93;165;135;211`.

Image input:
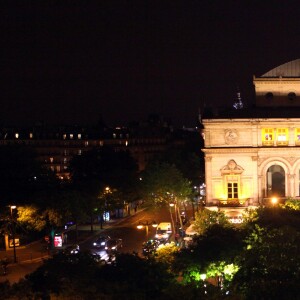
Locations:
169;202;177;240
10;205;17;263
271;197;278;205
169;200;184;241
137;220;157;237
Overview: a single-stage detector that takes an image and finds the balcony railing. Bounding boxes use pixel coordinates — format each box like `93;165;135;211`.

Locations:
218;199;249;207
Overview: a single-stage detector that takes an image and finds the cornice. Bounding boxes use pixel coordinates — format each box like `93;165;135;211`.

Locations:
203;147;300;155
202;148;258;154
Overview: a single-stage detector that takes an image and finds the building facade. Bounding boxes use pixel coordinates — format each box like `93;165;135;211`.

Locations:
0;119;190;180
202;59;300;217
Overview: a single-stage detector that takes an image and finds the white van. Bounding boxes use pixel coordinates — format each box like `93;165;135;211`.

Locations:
155;222;172;242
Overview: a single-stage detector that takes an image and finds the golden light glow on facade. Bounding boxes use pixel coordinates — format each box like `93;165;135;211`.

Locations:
295;128;300;145
203;59;300;212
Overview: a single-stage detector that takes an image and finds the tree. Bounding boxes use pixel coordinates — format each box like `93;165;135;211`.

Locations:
193;209;231;235
282;198;300;210
16;205;46;232
141;162;192;208
232;225;300;299
8;252;176;299
155;242;180;271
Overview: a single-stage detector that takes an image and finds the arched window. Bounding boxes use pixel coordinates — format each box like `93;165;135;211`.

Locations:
267;165;285;197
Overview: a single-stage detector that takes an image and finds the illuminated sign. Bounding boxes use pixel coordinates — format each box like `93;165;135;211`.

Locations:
54;235;63;248
229;217;243;224
9;238;20;248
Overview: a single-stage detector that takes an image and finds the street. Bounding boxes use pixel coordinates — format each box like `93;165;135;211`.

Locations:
80;205;173;255
0;204;189;284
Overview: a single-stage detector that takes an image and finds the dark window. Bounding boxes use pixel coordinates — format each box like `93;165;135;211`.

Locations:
228;183;238;199
288;92;296;101
265;92;273;100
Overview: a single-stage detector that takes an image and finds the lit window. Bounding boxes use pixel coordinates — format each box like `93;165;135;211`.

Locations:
277;128;288;144
113;133;116;139
78;149;82;155
15;133;19;139
100;140;104;146
70;134;73;139
228;182;238;199
85;141;89;147
50;157;54;163
78;134;81;139
29;133;33;139
63;134;66;140
295;129;300;144
263;128;273;141
262;128;274;145
64;158;67;164
125;140;128;146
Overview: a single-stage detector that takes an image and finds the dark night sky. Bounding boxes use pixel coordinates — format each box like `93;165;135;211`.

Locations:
1;1;300;127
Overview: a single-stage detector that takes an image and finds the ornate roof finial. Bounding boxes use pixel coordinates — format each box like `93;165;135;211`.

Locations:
233;86;243;109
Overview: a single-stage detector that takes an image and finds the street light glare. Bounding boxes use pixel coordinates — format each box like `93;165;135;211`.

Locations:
271;197;278;205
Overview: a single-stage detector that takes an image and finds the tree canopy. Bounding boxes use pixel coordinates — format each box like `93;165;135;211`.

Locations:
140;162;192;208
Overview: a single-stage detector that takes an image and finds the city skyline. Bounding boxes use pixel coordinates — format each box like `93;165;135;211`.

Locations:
1;1;300;127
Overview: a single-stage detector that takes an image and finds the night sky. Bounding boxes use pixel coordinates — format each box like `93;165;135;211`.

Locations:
1;1;300;127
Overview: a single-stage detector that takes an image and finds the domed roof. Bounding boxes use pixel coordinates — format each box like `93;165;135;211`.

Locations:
262;59;300;77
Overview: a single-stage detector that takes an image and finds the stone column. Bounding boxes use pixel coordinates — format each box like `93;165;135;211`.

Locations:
288;173;295;197
205;155;213;205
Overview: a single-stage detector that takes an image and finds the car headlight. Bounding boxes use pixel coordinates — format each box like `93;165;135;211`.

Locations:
112;246;116;250
93;243;97;246
101;242;105;246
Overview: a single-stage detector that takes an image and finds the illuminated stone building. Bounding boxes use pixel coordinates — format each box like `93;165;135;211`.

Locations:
201;59;300;218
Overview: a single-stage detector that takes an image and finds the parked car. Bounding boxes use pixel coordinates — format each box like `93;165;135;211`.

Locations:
92;235;111;249
105;238;123;252
142;239;160;257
